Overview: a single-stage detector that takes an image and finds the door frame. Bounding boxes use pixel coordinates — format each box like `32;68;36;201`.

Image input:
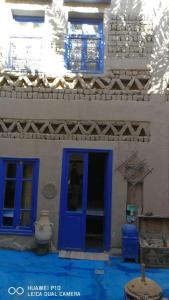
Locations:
58;148;113;251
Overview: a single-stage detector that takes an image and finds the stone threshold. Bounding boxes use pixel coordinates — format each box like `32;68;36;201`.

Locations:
58;250;109;261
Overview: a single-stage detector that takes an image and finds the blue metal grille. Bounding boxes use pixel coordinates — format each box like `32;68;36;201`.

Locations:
8;37;43;72
7;15;44;72
66;19;104;73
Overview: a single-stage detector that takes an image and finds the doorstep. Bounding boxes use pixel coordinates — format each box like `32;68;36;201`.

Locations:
58;250;109;261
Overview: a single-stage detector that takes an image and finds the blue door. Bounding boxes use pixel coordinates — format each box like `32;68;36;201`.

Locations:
58;149;112;251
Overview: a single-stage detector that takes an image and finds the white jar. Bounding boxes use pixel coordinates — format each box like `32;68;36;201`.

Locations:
35;210;53;244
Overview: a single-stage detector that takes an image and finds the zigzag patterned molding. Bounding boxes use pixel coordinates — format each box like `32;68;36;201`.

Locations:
0;70;150;91
0;119;150;142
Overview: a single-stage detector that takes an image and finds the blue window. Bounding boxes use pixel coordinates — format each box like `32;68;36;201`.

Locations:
0;158;39;235
7;15;44;72
65;18;104;73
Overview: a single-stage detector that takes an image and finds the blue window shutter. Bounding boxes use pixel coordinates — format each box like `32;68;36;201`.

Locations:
99;34;104;72
13;163;21;228
31;159;39;231
64;35;70;70
0;158;39;235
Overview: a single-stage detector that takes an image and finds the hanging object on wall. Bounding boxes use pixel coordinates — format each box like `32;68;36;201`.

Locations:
116;152;153;185
42;184;57;199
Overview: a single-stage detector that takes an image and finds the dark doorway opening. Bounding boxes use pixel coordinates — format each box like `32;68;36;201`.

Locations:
86;153;107;250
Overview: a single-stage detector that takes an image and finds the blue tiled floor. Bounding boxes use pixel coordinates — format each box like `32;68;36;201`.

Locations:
0;249;169;300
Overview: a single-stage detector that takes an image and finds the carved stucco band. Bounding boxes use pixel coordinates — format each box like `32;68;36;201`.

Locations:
0;119;150;142
0;70;151;102
0;70;151;89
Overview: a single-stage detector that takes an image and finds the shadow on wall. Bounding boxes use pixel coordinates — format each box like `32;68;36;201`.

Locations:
108;0;169;94
1;0;169;93
111;0;143;14
149;1;169;93
47;4;66;57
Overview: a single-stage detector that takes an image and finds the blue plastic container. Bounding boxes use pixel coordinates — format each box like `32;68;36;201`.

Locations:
122;224;138;237
122;224;139;262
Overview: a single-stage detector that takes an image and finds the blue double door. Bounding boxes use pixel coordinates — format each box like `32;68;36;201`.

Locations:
58;149;112;251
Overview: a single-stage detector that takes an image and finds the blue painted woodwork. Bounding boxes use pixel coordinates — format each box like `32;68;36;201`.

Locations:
104;151;113;250
65;19;104;73
13;15;44;23
0;158;39;235
59;152;88;250
58;149;113;251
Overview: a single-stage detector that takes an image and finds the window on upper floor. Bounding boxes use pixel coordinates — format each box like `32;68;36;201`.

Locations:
64;0;111;4
0;158;39;234
7;13;44;73
65;18;104;73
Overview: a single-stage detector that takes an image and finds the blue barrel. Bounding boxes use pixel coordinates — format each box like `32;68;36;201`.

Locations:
122;224;139;262
122;224;138;237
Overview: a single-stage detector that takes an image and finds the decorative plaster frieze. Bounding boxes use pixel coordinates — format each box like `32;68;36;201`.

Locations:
0;119;150;142
0;70;151;101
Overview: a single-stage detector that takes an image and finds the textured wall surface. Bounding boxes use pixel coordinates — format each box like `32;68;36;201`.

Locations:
108;15;153;58
0;0;168;249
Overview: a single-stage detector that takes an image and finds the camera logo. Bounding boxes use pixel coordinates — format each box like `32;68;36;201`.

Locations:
8;287;24;296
